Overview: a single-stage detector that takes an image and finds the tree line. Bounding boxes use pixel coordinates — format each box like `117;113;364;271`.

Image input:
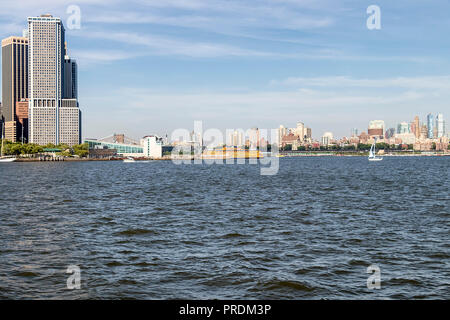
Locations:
1;141;89;157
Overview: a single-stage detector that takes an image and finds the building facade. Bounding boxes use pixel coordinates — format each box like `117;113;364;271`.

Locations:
28;14;81;146
368;120;385;138
427;113;434;139
141;136;163;158
1;36;28;142
436;113;445;138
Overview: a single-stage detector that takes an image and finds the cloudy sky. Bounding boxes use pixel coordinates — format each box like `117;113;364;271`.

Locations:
1;0;449;139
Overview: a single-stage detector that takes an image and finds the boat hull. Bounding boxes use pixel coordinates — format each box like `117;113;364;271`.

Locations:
368;157;383;161
0;158;16;163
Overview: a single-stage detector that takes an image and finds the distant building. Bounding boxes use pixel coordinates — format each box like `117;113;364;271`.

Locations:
420;124;428;139
281;133;301;150
394;133;416;144
277;125;287;147
351;128;358;137
368;120;385;138
295;122;305;140
427;113;434;138
228;130;244;147
141;136;163;158
385;128;395;139
436;113;445;138
413;116;420;138
397;122;409;134
1;36;28;142
321;132;333;146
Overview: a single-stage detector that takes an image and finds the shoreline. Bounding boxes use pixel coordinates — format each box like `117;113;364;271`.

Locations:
12;152;450;162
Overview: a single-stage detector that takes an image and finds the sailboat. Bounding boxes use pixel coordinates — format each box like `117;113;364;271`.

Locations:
368;139;383;162
0;122;16;163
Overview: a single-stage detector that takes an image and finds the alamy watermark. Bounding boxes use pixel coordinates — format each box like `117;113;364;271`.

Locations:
367;5;381;30
367;264;381;289
66;5;81;30
66;265;81;290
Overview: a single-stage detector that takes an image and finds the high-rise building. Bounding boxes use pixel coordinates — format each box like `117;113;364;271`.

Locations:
436;113;445;138
295;122;305;140
351;128;358;137
368;120;385;138
63;43;78;99
277;125;287;147
427;113;434;138
28;14;81;146
413;116;420;138
1;36;28;142
385;128;395;139
321;132;333;146
397;122;409;134
420;124;428;139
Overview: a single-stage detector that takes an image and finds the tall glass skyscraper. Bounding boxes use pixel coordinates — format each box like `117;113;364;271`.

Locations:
427;113;434;138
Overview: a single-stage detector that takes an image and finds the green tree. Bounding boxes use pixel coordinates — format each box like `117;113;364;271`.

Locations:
72;143;89;157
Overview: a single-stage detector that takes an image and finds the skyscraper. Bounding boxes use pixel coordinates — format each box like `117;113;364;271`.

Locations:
413;116;420;138
28;14;81;146
397;122;409;134
368;120;385;139
436;113;445;138
427;113;434;139
1;36;28;142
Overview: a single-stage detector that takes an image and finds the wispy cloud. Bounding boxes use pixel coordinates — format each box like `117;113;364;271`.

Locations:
271;76;450;90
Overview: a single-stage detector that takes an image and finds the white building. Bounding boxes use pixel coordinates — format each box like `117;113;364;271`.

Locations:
141;136;163;158
321;132;333;146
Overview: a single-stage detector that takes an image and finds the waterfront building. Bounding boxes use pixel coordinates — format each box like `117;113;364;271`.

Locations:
85;139;144;157
1;36;28;142
295;122;305;140
368;120;385;139
427;113;434;138
277;125;287;147
86;134;163;158
141;136;163;158
306;127;312;141
28;14;81;146
228;130;244;147
436;113;445;138
281;133;301;150
321;132;333;146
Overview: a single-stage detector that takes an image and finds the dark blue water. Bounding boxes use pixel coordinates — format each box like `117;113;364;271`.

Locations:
0;157;448;299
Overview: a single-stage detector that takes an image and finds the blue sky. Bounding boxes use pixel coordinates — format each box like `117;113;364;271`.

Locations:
1;0;449;140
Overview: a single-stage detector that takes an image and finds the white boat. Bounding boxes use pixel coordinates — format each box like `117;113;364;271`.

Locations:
0;122;16;163
123;157;136;163
368;139;383;162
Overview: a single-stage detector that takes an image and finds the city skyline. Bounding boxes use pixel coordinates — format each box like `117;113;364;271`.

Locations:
1;1;450;140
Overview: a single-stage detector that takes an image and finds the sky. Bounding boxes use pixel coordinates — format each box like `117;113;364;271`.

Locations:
0;0;449;140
